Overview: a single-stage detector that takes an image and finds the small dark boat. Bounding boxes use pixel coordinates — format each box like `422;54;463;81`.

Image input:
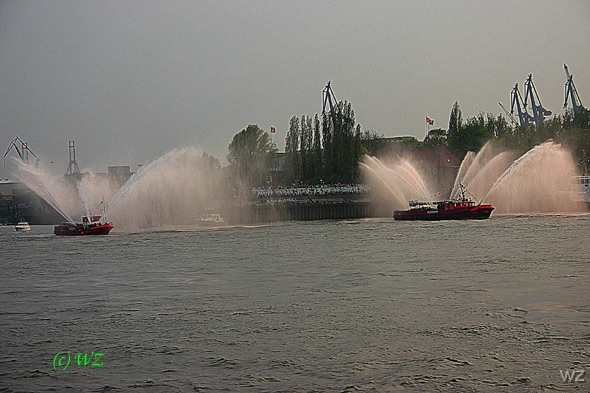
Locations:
393;184;494;221
54;215;114;236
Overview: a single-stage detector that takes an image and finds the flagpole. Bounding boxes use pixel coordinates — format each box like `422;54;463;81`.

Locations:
425;117;433;141
270;126;276;145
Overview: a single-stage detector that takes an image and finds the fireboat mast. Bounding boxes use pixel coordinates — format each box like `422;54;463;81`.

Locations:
457;182;486;206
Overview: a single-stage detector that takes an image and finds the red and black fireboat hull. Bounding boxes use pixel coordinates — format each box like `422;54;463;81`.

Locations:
54;222;114;236
393;205;494;221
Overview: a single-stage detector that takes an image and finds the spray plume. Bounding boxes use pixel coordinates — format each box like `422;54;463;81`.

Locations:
363;141;583;214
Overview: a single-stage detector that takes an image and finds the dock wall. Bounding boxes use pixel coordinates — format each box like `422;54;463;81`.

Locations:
227;202;378;225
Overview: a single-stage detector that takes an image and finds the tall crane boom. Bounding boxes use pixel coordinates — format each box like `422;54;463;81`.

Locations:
498;102;517;126
3;136;40;167
322;81;344;133
563;64;584;112
322;81;337;116
510;83;530;126
523;74;552;124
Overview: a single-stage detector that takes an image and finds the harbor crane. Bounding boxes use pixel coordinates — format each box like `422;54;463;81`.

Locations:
563;64;584;112
322;81;344;133
498;102;518;126
66;140;80;175
523;74;552;124
510;83;530;126
2;136;39;169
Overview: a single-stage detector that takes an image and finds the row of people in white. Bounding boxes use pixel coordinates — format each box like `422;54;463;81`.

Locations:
253;184;370;198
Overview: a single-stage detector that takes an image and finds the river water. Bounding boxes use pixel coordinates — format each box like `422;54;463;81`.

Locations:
0;215;588;392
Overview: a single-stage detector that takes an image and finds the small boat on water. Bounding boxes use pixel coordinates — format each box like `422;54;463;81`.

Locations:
559;153;590;208
15;221;31;231
561;175;590;207
197;213;225;226
393;184;494;221
54;215;114;236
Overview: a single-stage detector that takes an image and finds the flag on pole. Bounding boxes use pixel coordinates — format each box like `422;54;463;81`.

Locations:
426;117;434;126
270;126;276;133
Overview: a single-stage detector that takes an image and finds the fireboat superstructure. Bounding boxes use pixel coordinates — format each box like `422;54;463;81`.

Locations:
54;201;113;236
393;184;494;221
54;215;114;236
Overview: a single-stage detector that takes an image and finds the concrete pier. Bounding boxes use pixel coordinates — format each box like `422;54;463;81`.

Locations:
227;201;377;225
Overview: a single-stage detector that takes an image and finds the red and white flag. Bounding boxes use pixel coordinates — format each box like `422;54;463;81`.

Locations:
270;126;276;133
426;117;434;126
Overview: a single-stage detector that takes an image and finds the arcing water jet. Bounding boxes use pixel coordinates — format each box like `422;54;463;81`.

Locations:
363;141;583;214
15;159;76;222
106;147;224;228
361;156;432;214
15;147;226;229
482;142;580;213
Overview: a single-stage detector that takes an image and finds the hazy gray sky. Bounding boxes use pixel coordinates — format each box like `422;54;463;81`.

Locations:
2;0;589;174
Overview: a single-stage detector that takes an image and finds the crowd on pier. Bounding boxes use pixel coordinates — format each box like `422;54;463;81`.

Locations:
252;184;370;199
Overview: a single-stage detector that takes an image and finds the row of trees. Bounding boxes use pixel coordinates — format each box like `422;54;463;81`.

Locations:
226;100;370;189
426;102;590;161
226;101;589;190
284;100;365;185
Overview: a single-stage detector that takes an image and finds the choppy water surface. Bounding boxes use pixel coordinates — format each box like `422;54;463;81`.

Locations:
1;215;588;392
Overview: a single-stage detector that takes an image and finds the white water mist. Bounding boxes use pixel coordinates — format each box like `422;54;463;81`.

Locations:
362;141;583;214
14;147;225;229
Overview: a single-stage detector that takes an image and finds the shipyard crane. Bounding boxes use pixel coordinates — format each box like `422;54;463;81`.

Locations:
498;102;518;126
322;81;344;133
2;136;39;169
563;64;584;112
66;140;80;175
510;83;530;126
523;74;552;124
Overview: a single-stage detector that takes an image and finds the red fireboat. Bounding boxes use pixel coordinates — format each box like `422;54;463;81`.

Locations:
54;215;114;236
393;184;494;221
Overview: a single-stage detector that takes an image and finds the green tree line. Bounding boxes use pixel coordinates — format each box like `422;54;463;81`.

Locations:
284;100;368;185
426;102;590;164
225;101;589;190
